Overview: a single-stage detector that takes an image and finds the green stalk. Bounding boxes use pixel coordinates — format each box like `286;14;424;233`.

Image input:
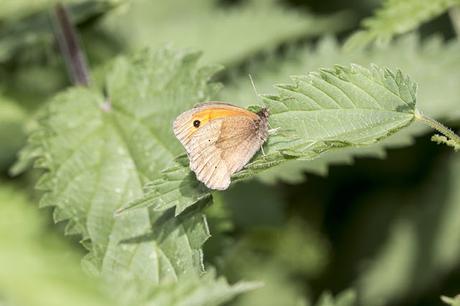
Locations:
415;109;460;147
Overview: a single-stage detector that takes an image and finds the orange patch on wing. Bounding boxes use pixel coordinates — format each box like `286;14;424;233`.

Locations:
192;107;258;127
182;107;258;141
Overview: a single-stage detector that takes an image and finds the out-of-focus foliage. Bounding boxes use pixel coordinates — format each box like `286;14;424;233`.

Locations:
1;0;460;306
0;95;26;171
209;181;329;306
0;184;113;306
344;0;460;49
0;0;118;63
355;154;460;305
0;0;119;110
442;294;460;306
315;290;357;306
98;0;351;65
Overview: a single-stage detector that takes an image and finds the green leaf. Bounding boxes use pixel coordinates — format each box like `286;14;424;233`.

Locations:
355;153;460;305
100;0;352;65
221;34;460;184
0;95;26;172
14;48;247;304
0;184;114;306
123;64;416;215
344;0;460;50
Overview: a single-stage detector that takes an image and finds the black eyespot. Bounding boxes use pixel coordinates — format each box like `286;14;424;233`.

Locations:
193;120;201;128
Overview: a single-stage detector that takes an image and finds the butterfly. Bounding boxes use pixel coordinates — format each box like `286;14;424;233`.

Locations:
173;102;269;190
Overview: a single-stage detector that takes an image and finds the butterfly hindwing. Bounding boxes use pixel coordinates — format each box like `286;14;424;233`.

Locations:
172;103;268;190
188;117;261;190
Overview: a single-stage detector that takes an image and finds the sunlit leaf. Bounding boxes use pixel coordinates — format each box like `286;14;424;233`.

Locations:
13;48;247;305
221;35;460;184
124;64;417;215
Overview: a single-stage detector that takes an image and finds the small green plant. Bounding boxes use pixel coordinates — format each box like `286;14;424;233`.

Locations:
1;1;459;305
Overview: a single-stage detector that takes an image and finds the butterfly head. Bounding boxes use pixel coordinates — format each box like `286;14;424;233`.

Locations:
257;107;270;119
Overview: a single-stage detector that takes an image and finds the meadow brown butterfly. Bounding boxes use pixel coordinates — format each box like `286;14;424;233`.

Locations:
173;102;269;190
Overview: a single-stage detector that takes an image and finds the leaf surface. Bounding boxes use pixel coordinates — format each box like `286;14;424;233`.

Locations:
221;35;460;184
125;64;417;215
14;48;247;304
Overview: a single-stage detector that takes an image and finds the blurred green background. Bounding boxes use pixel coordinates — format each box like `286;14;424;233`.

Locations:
1;0;459;305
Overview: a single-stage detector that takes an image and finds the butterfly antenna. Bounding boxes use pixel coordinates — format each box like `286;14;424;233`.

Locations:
248;74;260;98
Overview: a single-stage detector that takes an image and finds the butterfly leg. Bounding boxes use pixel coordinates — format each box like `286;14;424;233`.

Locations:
260;145;266;156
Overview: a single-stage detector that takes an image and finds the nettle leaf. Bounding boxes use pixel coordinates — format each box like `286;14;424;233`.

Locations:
344;0;460;50
125;64;416;215
221;35;460;184
14;48;248;304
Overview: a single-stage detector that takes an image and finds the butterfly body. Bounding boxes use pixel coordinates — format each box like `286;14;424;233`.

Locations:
173;102;269;190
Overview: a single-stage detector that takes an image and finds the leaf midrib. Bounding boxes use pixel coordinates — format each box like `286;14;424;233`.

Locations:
271;108;415;116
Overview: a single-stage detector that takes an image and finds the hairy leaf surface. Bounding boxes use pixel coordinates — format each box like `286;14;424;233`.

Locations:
125;64;417;215
14;48;247;304
222;35;460;184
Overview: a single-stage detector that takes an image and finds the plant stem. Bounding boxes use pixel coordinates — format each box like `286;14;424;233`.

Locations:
415;109;460;144
52;3;91;86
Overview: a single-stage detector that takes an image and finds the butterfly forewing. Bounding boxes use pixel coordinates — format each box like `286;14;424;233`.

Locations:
173;103;269;190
